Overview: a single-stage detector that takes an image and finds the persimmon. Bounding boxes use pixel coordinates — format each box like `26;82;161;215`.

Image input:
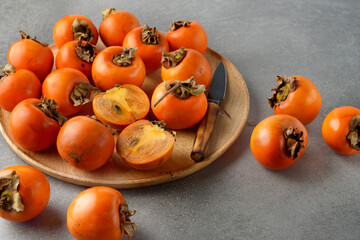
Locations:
166;20;207;54
67;186;136;240
161;47;211;88
57;116;115;171
322;106;360;155
9;98;66;151
0;64;41;112
56;38;98;81
250;114;308;170
123;23;169;73
268;75;322;125
53;14;98;49
151;77;208;129
8;31;54;82
116;120;175;170
99;8;140;47
0;165;50;222
42;68;95;116
92;47;146;91
93;84;150;130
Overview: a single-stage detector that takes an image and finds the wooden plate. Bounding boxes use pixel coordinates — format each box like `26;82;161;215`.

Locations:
0;42;249;189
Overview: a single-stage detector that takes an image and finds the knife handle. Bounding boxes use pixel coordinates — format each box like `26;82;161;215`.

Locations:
191;102;219;162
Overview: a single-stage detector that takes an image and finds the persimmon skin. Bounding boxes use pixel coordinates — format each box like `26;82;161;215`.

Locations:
92;46;146;91
67;186;127;240
250;114;308;170
53;15;98;49
8;39;54;82
57;116;115;171
272;75;321;125
151;82;208;129
322;106;360;155
42;68;90;116
116;120;175;170
56;40;98;81
123;26;169;73
161;48;211;88
99;10;140;47
9;98;60;151
0;69;41;112
0;165;50;222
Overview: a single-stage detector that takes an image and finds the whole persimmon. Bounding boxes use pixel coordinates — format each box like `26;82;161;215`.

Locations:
8;31;54;82
116;120;175;170
123;23;169;73
53;15;98;49
250;114;308;170
151;77;207;129
161;47;211;88
268;75;321;125
0;64;41;112
99;8;140;47
67;186;136;240
0;165;50;222
322;106;360;155
92;47;146;91
166;20;207;54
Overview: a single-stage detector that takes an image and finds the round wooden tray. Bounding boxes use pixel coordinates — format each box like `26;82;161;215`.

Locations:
0;43;249;189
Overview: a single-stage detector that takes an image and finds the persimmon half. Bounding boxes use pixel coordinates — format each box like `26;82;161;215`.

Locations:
166;20;207;54
268;75;322;125
93;84;150;130
161;47;211;88
116;120;175;170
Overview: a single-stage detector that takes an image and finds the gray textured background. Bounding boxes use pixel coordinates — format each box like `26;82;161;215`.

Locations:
0;0;360;239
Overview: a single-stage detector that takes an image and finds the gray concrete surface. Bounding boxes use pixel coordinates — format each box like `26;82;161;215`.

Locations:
0;0;360;239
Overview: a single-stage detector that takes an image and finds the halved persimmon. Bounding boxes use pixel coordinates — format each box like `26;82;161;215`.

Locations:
93;84;150;130
116;120;175;170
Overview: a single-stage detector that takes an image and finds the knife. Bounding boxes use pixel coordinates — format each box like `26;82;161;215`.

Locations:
191;61;227;162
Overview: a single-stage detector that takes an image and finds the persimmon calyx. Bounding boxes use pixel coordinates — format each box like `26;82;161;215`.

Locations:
71;82;97;107
169;20;192;31
151;77;205;108
72;18;94;43
113;48;137;66
151;120;176;137
346;115;360;150
75;37;97;63
284;127;304;159
119;201;137;239
0;170;24;212
161;47;186;68
267;76;296;108
141;23;160;45
0;64;15;81
101;7;118;19
37;97;67;126
19;30;48;47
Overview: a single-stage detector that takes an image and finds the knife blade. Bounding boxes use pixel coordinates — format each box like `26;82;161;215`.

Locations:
191;61;227;162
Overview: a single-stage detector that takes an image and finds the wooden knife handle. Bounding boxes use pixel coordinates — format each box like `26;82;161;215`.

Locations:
191;102;220;162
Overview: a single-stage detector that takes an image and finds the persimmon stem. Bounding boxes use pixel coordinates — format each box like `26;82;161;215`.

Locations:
101;8;117;19
75;37;97;63
346;115;360;150
283;127;304;159
36;97;67;126
19;30;48;47
169;20;192;31
141;23;159;45
268;76;296;108
151;81;182;109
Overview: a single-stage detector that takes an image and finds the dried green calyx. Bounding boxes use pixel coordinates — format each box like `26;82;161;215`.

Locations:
113;48;137;66
151;120;176;137
169;20;192;31
284;127;305;159
75;37;97;63
101;7;118;19
346;115;360;150
141;23;160;45
0;64;15;81
19;30;48;47
72;18;94;43
119;201;137;239
71;81;97;107
151;77;205;108
267;76;296;108
36;97;67;126
161;47;186;68
0;170;24;212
